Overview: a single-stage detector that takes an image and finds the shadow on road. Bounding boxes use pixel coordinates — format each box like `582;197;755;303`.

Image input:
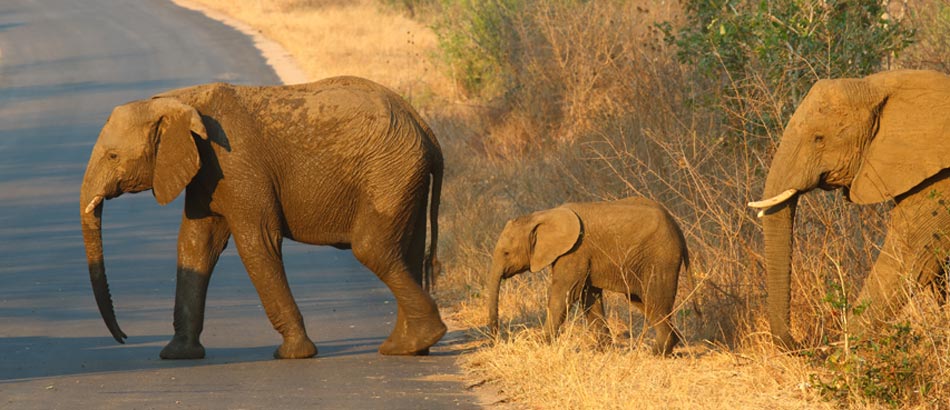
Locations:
0;330;468;383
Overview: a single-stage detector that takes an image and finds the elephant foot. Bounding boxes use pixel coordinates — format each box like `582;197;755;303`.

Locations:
651;331;680;357
273;336;317;359
160;337;206;360
379;317;446;356
650;343;673;357
542;326;559;344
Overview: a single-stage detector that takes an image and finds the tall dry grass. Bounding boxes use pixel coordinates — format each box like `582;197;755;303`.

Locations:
182;0;450;100
172;0;949;408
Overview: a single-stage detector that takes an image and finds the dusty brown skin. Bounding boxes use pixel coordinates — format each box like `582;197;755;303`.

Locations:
80;76;445;359
750;70;950;348
486;197;689;356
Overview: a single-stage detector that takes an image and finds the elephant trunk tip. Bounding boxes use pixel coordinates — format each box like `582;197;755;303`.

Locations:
89;262;127;344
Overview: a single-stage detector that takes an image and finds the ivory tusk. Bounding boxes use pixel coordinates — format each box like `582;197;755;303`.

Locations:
747;189;797;209
85;195;103;214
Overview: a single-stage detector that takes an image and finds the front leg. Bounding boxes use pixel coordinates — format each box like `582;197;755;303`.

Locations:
848;189;950;338
160;213;230;360
544;258;588;341
231;212;316;359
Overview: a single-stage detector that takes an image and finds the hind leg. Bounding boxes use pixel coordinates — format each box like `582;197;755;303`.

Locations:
641;266;681;356
648;313;679;356
407;204;430;291
640;293;679;356
582;286;609;346
352;234;446;355
627;294;678;355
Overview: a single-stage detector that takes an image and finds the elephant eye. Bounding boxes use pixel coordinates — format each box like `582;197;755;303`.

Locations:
108;152;118;160
814;135;825;143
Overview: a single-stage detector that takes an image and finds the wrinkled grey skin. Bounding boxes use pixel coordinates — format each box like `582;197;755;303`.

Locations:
486;197;689;356
751;70;950;348
80;76;445;359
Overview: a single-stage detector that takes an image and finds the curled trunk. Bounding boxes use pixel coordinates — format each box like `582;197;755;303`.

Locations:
81;187;126;343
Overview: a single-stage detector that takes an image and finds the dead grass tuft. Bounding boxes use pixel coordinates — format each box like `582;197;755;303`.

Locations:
462;327;835;410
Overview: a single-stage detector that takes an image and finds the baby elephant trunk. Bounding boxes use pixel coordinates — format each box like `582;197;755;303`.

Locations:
486;258;505;336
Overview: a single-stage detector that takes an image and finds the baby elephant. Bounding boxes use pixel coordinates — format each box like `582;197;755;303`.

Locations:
486;197;689;355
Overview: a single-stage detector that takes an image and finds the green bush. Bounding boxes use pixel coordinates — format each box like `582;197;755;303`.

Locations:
809;323;930;408
434;0;527;98
807;279;944;408
662;0;914;137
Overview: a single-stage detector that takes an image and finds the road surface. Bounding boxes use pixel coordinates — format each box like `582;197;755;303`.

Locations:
0;1;479;408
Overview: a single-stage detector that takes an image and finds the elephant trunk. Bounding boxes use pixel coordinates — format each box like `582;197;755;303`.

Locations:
81;172;127;344
486;258;505;336
760;164;800;349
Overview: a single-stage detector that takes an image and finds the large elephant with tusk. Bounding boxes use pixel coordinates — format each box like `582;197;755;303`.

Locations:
81;76;445;359
749;69;950;348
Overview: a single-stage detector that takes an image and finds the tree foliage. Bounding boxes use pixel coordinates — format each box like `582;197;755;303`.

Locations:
665;0;914;136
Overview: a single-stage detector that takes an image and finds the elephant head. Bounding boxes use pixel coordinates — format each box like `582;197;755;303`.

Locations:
81;97;208;343
486;207;581;334
748;70;950;347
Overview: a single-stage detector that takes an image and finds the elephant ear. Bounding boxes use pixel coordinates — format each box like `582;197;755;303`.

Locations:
151;98;208;206
850;71;950;204
528;207;582;273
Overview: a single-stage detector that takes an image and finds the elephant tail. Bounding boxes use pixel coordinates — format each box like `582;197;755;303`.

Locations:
424;153;442;293
681;245;690;274
673;219;701;322
680;248;704;321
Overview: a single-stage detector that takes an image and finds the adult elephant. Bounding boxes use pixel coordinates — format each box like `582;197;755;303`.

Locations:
749;69;950;348
80;76;445;359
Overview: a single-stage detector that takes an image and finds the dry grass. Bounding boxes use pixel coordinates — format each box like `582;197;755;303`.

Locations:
175;1;950;408
462;329;835;410
181;0;450;100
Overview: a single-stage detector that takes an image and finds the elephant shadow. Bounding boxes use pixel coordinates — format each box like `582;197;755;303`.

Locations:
0;329;469;382
316;327;475;358
0;335;276;382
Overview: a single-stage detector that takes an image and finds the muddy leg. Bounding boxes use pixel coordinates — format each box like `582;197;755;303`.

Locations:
161;214;230;360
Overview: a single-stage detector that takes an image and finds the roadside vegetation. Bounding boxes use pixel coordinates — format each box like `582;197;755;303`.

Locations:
181;0;950;408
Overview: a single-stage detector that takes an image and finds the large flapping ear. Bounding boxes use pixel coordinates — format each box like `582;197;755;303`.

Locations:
528;207;582;273
150;98;208;205
850;70;950;204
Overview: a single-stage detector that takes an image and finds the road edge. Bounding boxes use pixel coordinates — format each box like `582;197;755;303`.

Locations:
169;0;309;85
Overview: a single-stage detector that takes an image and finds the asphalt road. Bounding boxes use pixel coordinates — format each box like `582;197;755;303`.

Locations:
0;1;478;408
